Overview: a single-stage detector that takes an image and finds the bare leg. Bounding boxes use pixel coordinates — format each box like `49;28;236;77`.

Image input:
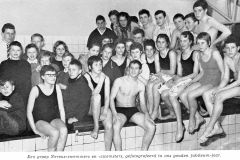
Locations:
88;94;101;139
35;120;60;151
50;119;68;151
130;112;156;151
160;89;176;120
146;79;160;114
101;108;113;151
113;113;127;151
151;81;162;120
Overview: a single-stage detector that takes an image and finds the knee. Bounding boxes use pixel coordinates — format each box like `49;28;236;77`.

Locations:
49;128;60;138
179;93;186;102
202;91;210;101
187;92;194;101
214;94;224;103
113;121;121;133
161;91;169;100
59;126;68;136
145;121;156;133
169;95;177;102
92;94;101;103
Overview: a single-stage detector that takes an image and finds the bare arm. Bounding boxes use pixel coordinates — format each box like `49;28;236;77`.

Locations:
56;84;66;123
84;72;105;95
170;29;180;49
138;64;150;85
154;51;161;73
213;50;224;80
103;76;110;111
176;52;182;77
138;83;148;114
110;78;121;116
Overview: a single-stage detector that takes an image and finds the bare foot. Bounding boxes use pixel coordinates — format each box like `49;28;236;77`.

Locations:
188;117;196;134
175;124;185;143
151;111;159;121
90;127;99;139
206;126;223;138
193;118;206;131
198;127;212;143
100;111;107;121
159;113;176;120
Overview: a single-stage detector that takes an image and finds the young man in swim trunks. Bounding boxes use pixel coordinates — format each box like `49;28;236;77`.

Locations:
193;0;231;48
110;60;156;151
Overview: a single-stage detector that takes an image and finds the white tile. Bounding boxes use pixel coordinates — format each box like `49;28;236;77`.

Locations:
44;44;53;52
72;45;79;52
228;134;236;144
94;142;105;151
172;142;181;150
154;134;164;145
163;133;172;144
163;122;172;133
180;140;197;150
44;36;53;44
229;124;236;134
64;36;72;44
24;35;31;43
35;137;48;150
126;148;136;151
84;36;89;44
221;115;229;125
136;126;144;137
156;123;164;134
172;121;177;132
222;125;229;135
22;138;36;152
15;35;25;44
155;145;163;151
9;140;23;152
236;133;240;143
236;124;240;133
125;137;135;149
36;149;48;152
136;137;143;148
135;147;141;151
111;144;115;151
94;132;104;142
4;141;9;152
79;36;85;44
126;126;136;138
163;143;172;150
72;145;83;151
122;138;126;150
65;133;72;146
83;143;94;151
0;142;5;152
72;132;83;145
229;115;236;124
64;146;72;152
148;145;155;151
236;114;240;123
79;45;85;52
83;134;94;144
71;36;79;44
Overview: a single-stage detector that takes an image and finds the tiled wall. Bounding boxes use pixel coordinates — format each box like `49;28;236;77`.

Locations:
0;114;239;152
15;35;89;60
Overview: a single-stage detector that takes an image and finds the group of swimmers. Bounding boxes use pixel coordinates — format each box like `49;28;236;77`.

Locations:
0;0;239;151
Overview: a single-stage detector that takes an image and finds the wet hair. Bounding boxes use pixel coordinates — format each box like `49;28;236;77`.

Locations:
69;59;82;70
87;55;103;71
196;32;211;46
181;31;194;47
154;10;166;17
40;65;56;77
108;10;119;18
118;12;131;27
38;51;53;63
0;79;14;86
130;42;143;52
139;9;150;17
53;40;69;55
25;43;39;57
31;33;44;42
144;39;156;50
185;12;198;22
225;35;240;47
129;60;142;70
173;13;185;21
132;28;145;37
2;23;15;33
193;0;208;10
96;15;105;22
8;41;23;53
130;16;138;24
156;34;170;48
62;51;74;60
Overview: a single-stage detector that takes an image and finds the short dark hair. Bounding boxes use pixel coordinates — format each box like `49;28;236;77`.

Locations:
130;42;143;52
87;55;103;71
139;9;150;17
2;23;15;33
196;32;211;46
156;34;170;48
53;40;69;55
63;51;74;60
173;13;185;21
31;33;44;42
0;79;14;86
96;15;105;22
108;10;119;18
40;65;56;76
25;43;39;55
102;43;113;52
89;41;101;50
185;12;198;22
69;59;82;69
132;28;145;37
225;35;240;47
181;31;194;47
144;39;156;50
8;41;23;53
118;12;131;27
129;60;142;69
130;16;139;24
154;10;166;17
193;0;208;10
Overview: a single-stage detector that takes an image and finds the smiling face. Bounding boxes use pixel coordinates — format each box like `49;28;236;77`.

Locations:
0;81;15;97
102;47;112;61
9;45;22;60
225;43;240;58
129;63;141;78
193;6;206;20
145;45;155;58
68;64;82;79
27;47;38;61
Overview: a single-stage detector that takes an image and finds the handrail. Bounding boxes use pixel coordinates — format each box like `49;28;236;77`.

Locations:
221;20;240;25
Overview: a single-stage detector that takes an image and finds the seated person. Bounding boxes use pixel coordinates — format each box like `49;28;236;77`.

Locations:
0;79;26;135
78;42;101;74
139;9;159;41
87;15;117;50
132;28;145;48
101;43;122;87
62;60;92;126
38;52;60;73
84;56;113;151
161;31;199;142
110;60;155;151
199;36;240;143
146;34;177;120
144;39;157;74
111;40;130;76
181;32;224;134
57;52;74;90
27;65;68;151
125;39;134;59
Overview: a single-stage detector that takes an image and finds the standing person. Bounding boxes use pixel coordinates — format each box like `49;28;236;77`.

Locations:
111;40;130;76
154;10;173;40
27;65;68;151
199;36;240;143
0;23;15;63
193;0;231;48
84;56;113;151
117;12;140;41
139;9;159;41
52;41;69;72
181;32;224;134
0;41;31;107
110;60;156;151
87;15;117;50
